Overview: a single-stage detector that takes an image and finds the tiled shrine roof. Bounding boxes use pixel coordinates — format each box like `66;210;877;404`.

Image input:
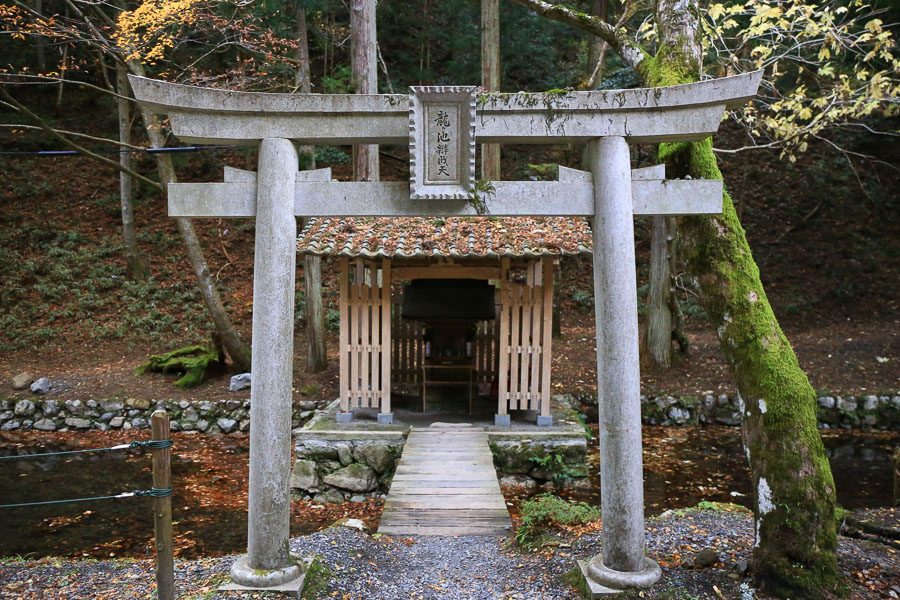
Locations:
297;217;592;259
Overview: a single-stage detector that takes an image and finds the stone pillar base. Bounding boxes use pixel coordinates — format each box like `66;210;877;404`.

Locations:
494;414;510;427
228;554;304;590
579;554;661;595
377;412;394;425
336;412;353;424
536;415;553;427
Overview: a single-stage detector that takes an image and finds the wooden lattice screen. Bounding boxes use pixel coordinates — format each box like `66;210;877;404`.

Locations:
340;258;551;416
339;258;391;413
497;258;554;416
473;299;501;386
391;296;424;388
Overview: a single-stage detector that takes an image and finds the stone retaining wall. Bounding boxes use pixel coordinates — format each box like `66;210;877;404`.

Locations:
4;392;895;434
488;433;590;492
0;397;318;433
291;432;406;502
558;393;900;430
290;430;593;503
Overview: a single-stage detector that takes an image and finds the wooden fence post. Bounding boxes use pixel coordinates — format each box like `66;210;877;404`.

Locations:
151;410;175;600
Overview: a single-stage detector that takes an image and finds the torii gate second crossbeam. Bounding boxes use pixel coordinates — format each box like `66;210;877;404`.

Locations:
130;70;762;596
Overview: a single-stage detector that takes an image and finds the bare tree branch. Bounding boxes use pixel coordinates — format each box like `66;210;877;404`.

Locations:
506;0;647;71
0;87;161;189
1;74;133;102
0;123;145;150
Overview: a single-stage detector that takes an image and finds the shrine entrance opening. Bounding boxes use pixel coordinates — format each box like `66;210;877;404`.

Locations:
130;71;762;594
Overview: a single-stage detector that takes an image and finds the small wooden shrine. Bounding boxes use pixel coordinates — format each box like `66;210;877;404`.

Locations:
298;216;592;426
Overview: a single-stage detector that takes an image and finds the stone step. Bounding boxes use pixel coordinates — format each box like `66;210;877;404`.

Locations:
377;525;511;536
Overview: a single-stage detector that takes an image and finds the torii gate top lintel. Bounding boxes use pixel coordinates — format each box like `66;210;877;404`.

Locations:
128;70;762;146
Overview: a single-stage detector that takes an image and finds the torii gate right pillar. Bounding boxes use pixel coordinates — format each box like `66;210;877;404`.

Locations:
584;136;662;591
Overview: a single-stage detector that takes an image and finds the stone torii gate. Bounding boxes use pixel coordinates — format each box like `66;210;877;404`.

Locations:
130;71;761;594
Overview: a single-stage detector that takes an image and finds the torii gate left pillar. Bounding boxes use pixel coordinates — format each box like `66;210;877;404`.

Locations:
229;138;303;588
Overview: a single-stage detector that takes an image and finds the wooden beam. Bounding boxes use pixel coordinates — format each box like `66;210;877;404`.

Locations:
380;259;391;414
392;266;501;280
169;178;722;218
339;258;350;412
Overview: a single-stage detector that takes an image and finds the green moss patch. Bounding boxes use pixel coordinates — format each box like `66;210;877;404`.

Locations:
135;344;221;388
516;493;600;547
301;556;333;600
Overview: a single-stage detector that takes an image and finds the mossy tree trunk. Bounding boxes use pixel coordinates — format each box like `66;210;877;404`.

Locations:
660;135;839;598
644;0;840;594
481;0;501;179
643;215;673;370
115;63;146;280
295;2;327;372
506;0;839;596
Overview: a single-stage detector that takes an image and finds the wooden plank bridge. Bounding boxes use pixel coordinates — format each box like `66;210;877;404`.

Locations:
378;426;512;536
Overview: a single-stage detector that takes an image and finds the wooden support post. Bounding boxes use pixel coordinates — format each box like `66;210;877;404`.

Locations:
527;261;544;410
509;282;521;411
150;410;174;600
495;258;511;426
339;258;350;414
380;259;392;419
540;257;554;418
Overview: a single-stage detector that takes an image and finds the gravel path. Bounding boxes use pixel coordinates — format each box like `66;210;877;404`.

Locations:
2;508;897;599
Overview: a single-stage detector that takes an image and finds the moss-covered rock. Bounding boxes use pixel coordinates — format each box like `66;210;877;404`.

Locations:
135;344;221;389
291;459;320;492
490;439;587;484
299;384;319;396
322;463;378;493
353;442;397;474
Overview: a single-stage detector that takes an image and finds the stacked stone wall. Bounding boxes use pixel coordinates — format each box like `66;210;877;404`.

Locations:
3;393;895;433
0;398;318;433
488;436;590;492
558;393;900;430
291;436;405;502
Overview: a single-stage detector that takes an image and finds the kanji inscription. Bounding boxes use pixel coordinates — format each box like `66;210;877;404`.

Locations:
426;105;458;182
409;86;476;200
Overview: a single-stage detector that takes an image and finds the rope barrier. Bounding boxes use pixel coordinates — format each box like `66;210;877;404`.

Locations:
134;487;174;498
0;488;173;509
0;145;233;157
0;414;176;596
0;438;172;461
